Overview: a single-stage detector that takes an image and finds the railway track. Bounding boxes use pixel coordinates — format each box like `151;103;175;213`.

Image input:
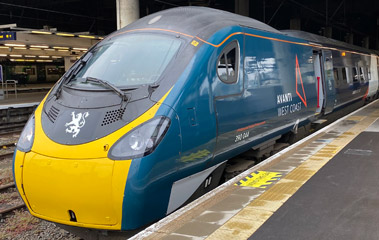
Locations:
0;182;15;191
0;182;25;218
0;130;23;218
0;203;26;217
0;131;20;161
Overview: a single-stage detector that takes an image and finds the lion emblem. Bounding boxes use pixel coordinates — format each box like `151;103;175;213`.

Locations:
65;111;89;138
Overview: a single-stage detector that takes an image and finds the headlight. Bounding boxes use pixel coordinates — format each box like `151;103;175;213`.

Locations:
108;116;170;160
17;114;35;152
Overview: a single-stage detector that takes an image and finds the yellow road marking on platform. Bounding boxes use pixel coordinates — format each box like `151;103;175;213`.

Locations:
235;171;282;188
372;110;379;117
206;114;378;240
346;115;365;121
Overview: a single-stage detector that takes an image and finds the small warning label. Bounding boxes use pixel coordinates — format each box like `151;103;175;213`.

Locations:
191;40;199;46
235;171;282;188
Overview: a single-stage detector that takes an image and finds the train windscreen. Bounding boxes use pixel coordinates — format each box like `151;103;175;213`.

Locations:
70;33;181;88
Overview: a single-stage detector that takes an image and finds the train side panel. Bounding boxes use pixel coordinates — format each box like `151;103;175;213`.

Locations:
331;50;369;109
212;27;317;164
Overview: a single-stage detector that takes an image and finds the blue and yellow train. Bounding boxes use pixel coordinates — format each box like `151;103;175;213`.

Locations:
13;7;379;231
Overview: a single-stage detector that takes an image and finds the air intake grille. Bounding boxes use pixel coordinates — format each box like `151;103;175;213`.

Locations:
47;105;60;123
101;108;125;126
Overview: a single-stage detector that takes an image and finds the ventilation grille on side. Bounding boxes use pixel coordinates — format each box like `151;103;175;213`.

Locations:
101;108;125;126
47;105;60;123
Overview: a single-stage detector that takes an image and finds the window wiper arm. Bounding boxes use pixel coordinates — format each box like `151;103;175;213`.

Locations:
54;51;93;100
86;77;128;101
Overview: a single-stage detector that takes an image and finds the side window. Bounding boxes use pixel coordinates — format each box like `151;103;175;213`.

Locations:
359;67;365;82
352;67;358;82
342;67;347;83
333;68;339;86
217;41;239;84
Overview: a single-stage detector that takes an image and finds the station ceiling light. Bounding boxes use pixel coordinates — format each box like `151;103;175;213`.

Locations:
31;31;52;35
30;45;49;48
25;55;36;58
58;49;69;52
0;54;7;57
14;47;27;50
56;33;75;37
45;49;55;51
36;59;53;62
78;35;96;39
73;47;88;51
52;56;62;58
0;46;8;49
9;54;22;57
29;48;42;51
38;55;50;58
5;43;26;47
53;46;69;49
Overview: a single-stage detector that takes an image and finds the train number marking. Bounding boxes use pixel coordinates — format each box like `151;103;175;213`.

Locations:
235;131;249;142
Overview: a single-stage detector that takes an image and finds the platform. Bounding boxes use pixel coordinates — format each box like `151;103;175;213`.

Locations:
131;100;379;240
0;83;53;109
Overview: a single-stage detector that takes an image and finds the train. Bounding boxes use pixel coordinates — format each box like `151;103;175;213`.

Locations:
13;7;379;231
1;61;65;83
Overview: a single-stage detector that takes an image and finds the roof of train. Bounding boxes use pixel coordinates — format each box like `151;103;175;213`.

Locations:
112;7;281;41
282;30;374;55
109;7;376;56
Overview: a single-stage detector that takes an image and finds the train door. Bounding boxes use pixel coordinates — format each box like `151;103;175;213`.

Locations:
212;33;245;161
313;51;324;114
321;50;336;114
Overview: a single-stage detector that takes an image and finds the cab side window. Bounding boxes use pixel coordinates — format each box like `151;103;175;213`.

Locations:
217;41;239;84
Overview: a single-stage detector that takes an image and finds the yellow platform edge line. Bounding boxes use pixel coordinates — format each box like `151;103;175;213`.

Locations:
206;115;377;240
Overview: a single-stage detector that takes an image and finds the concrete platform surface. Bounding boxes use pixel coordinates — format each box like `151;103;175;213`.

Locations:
130;100;379;240
0;83;54;107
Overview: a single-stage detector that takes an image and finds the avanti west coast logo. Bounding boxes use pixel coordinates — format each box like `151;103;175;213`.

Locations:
65;111;89;138
277;54;307;117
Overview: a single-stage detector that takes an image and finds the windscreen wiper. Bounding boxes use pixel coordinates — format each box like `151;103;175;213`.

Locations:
86;77;128;102
54;51;93;99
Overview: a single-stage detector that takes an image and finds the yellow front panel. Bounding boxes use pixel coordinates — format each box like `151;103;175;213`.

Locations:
22;152;131;226
14;87;172;229
13;151;30;207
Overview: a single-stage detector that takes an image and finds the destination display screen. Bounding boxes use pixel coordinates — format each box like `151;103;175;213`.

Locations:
0;31;16;41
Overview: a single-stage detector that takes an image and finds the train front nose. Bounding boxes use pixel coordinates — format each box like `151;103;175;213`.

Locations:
18;151;131;229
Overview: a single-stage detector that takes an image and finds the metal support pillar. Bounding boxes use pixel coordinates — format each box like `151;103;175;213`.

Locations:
235;0;249;17
64;57;75;72
116;0;140;30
